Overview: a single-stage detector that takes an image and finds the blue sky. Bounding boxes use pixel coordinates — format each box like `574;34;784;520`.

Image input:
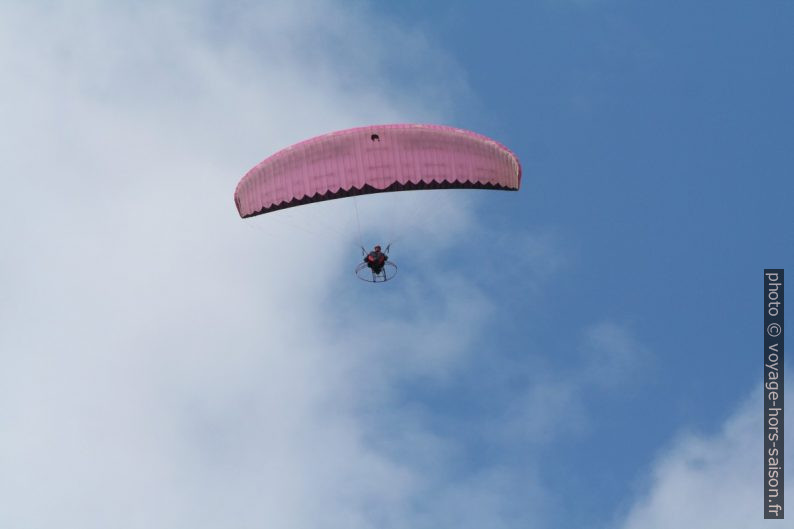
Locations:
359;1;793;525
0;1;791;528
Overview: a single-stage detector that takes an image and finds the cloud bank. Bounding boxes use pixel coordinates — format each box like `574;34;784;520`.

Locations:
617;390;787;529
0;2;481;528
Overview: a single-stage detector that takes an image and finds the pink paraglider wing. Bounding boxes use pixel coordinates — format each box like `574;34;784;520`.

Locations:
234;124;521;218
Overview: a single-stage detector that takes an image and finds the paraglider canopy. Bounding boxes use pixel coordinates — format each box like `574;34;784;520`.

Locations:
234;123;521;218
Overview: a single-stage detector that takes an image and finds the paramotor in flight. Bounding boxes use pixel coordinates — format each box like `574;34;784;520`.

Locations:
234;124;521;283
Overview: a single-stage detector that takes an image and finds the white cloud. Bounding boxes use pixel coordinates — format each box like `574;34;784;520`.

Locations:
0;2;495;529
616;389;790;529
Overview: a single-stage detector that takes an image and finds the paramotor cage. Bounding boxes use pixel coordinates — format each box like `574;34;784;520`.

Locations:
355;261;398;283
